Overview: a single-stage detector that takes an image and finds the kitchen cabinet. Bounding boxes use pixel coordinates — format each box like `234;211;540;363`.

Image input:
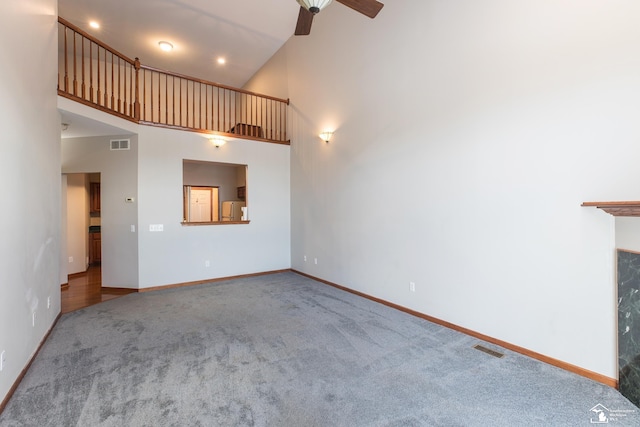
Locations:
90;182;101;213
89;232;101;264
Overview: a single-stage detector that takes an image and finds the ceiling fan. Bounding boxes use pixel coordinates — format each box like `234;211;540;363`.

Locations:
294;0;384;36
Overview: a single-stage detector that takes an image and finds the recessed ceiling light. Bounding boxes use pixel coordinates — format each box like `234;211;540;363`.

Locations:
89;21;100;29
217;57;226;65
158;41;174;52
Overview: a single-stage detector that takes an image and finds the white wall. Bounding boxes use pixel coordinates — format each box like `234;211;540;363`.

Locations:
137;126;290;288
58;98;291;290
60;174;68;285
0;0;60;403
66;174;89;274
62;134;139;288
249;0;640;379
616;218;640;253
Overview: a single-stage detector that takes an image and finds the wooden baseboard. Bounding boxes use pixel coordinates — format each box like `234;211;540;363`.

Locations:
68;271;86;279
101;286;138;293
139;269;291;293
291;269;618;389
0;312;62;415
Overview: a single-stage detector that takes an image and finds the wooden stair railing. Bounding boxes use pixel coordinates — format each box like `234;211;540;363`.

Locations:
57;17;289;145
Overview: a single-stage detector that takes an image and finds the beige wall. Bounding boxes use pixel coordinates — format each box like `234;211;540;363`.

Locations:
62;134;139;288
66;174;89;274
250;0;640;380
0;0;60;403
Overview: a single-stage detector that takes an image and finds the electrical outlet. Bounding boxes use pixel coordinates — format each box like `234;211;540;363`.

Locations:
0;350;5;372
410;282;416;292
314;258;318;265
205;260;210;267
47;297;51;309
68;256;73;263
32;311;36;327
131;225;136;232
304;255;307;262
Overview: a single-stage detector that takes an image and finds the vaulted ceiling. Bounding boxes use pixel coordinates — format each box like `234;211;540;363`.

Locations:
58;0;302;88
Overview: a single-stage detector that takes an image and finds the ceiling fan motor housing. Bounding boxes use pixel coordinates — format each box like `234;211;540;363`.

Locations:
296;0;334;15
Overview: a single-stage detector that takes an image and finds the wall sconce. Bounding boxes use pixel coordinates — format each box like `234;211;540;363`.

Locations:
206;135;226;148
319;131;334;143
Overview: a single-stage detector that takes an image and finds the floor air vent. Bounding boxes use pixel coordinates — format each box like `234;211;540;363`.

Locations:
473;344;504;358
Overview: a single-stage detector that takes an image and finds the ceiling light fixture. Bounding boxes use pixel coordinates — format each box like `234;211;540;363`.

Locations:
319;131;334;143
206;135;226;148
297;0;334;14
158;41;174;52
217;57;226;65
89;21;100;29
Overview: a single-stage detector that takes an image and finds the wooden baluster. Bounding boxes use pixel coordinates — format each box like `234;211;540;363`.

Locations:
198;84;202;129
173;76;176;125
81;36;86;99
110;52;115;110
89;42;94;103
262;98;265;139
192;81;196;129
268;99;271;140
133;58;139;120
161;74;164;123
179;78;183;126
275;99;278;140
185;78;188;127
284;101;288;141
72;31;77;95
103;49;108;107
117;57;121;113
206;85;210;131
96;45;101;106
127;63;131;116
145;70;149;122
150;71;155;122
226;89;230;134
248;95;253;136
244;93;248;134
239;93;242;132
63;26;69;92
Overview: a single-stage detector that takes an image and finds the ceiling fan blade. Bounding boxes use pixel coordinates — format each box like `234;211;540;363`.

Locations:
336;0;384;19
295;6;314;36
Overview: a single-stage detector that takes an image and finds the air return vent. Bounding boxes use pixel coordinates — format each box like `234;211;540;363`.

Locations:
110;139;130;151
473;344;504;358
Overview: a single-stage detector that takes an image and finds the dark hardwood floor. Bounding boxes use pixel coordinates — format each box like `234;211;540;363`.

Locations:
61;265;136;313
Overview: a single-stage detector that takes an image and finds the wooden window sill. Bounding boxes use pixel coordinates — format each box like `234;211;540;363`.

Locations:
181;221;250;226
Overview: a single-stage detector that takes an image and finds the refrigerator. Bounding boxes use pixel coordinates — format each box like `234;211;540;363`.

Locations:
221;201;246;221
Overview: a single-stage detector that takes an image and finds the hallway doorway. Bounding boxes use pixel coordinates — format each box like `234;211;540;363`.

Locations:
61;265;136;313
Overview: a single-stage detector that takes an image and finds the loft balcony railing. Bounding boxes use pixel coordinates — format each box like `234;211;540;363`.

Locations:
57;17;289;144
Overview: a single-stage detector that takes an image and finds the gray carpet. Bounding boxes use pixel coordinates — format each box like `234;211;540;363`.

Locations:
0;272;638;426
